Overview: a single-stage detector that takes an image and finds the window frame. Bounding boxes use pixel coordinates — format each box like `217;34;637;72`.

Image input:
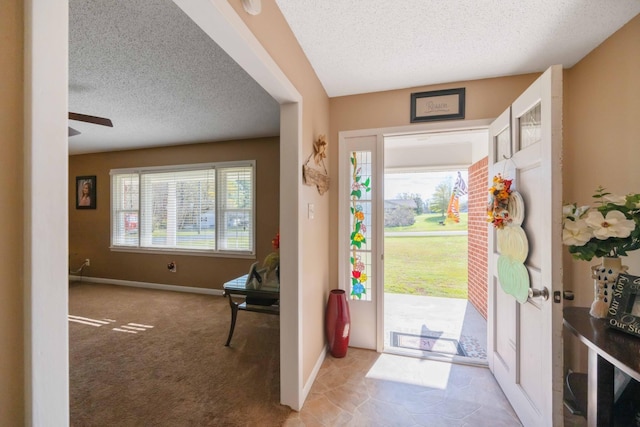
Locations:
110;161;256;258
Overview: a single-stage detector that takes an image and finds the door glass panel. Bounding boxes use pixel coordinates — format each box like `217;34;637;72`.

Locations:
349;151;372;300
518;103;541;150
495;127;511;163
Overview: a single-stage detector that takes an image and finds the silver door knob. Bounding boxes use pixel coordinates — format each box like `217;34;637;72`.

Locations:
528;287;549;301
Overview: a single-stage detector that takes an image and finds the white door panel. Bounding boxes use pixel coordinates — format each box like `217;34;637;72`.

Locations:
487;65;564;427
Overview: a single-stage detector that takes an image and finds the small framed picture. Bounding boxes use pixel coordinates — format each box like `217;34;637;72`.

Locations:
607;273;640;338
76;175;96;209
410;88;465;123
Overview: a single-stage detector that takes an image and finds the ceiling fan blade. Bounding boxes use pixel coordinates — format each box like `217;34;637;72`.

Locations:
69;112;113;127
68;127;81;137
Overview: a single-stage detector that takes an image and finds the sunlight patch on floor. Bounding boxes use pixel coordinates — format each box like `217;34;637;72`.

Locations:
366;353;452;389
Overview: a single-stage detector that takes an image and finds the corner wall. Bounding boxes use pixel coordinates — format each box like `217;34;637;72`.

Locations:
0;0;24;422
69;137;279;289
467;157;488;319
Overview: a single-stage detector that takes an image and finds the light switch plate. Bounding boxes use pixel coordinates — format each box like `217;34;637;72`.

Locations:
308;203;315;219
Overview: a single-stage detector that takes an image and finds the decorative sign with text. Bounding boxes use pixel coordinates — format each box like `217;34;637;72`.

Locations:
607;273;640;338
410;88;465;123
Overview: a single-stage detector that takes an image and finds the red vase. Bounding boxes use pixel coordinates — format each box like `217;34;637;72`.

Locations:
325;289;350;358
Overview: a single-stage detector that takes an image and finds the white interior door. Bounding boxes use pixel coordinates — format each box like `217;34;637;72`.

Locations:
487;65;564;427
338;132;383;350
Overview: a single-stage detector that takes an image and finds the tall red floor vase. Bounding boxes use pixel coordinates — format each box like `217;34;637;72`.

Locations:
325;289;351;358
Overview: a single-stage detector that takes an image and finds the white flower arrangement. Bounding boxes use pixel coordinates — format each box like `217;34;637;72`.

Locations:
563;187;640;261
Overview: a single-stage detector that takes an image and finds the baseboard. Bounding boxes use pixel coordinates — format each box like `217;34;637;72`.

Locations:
300;345;328;407
68;275;224;296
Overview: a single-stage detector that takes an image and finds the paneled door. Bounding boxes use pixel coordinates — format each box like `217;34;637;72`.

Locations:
487;65;564;427
338;132;384;350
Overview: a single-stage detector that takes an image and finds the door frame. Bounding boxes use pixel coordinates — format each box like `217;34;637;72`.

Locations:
339;119;492;352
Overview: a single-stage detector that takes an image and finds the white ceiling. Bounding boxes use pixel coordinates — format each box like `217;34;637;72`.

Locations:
69;1;640;155
276;0;640;97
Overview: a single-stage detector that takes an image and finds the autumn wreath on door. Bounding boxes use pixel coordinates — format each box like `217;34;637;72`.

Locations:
488;174;530;303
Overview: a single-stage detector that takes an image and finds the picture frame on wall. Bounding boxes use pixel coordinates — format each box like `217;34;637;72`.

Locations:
76;175;96;209
410;87;465;123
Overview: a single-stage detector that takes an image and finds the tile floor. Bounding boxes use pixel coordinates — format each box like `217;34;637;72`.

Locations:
384;293;487;364
285;348;521;426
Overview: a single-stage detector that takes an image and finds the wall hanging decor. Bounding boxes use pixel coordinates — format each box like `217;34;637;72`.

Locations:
410;88;465;123
563;187;640;318
489;174;531;303
302;134;330;195
76;175;97;209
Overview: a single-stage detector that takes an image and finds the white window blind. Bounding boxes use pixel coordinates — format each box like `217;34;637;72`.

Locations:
112;173;139;247
110;162;254;255
218;166;254;251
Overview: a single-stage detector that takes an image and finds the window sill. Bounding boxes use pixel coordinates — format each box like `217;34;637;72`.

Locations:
109;246;255;259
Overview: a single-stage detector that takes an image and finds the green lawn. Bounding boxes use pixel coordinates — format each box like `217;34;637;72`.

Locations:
385;212;468;232
384;235;468;299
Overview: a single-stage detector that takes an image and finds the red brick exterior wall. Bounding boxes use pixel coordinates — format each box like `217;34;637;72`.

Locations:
467;157;488;319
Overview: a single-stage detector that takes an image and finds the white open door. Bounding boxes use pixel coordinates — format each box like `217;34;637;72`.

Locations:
338;131;384;350
487;65;564;427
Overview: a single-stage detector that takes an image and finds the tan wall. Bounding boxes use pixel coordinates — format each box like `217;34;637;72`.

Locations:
563;14;640;371
0;0;25;423
69;138;279;288
229;0;332;385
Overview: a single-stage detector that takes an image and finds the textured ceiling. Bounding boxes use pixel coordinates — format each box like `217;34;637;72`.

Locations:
70;1;640;155
69;0;280;155
275;0;640;97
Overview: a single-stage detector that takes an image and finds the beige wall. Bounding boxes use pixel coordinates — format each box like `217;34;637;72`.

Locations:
229;0;332;385
69;138;279;288
0;0;24;423
563;14;640;370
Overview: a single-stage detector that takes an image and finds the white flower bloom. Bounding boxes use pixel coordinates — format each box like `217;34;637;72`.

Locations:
585;210;635;240
562;219;592;246
602;194;627;205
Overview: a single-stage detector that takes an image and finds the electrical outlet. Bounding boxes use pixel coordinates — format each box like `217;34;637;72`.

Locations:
168;262;177;273
85;258;90;266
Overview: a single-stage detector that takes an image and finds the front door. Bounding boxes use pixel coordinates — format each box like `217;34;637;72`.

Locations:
487;65;564;427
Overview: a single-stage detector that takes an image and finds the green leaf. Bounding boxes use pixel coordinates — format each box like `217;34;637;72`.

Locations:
350;157;355;165
363;177;370;187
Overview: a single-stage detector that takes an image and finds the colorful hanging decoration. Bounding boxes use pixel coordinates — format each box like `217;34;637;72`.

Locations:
349;152;370;299
489;174;531;303
446;171;468;223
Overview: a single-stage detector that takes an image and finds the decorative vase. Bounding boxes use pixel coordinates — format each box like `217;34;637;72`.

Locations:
325;289;350;358
590;256;628;318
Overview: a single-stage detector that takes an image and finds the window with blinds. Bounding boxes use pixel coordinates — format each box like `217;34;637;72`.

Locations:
110;162;255;255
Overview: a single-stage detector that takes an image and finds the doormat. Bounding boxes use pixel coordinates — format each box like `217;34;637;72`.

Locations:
391;332;466;357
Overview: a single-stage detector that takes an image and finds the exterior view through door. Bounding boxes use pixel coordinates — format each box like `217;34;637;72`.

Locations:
382;132;489;364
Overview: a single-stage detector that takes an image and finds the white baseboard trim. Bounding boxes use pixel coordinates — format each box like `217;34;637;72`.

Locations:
300;345;328;407
68;275;224;296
